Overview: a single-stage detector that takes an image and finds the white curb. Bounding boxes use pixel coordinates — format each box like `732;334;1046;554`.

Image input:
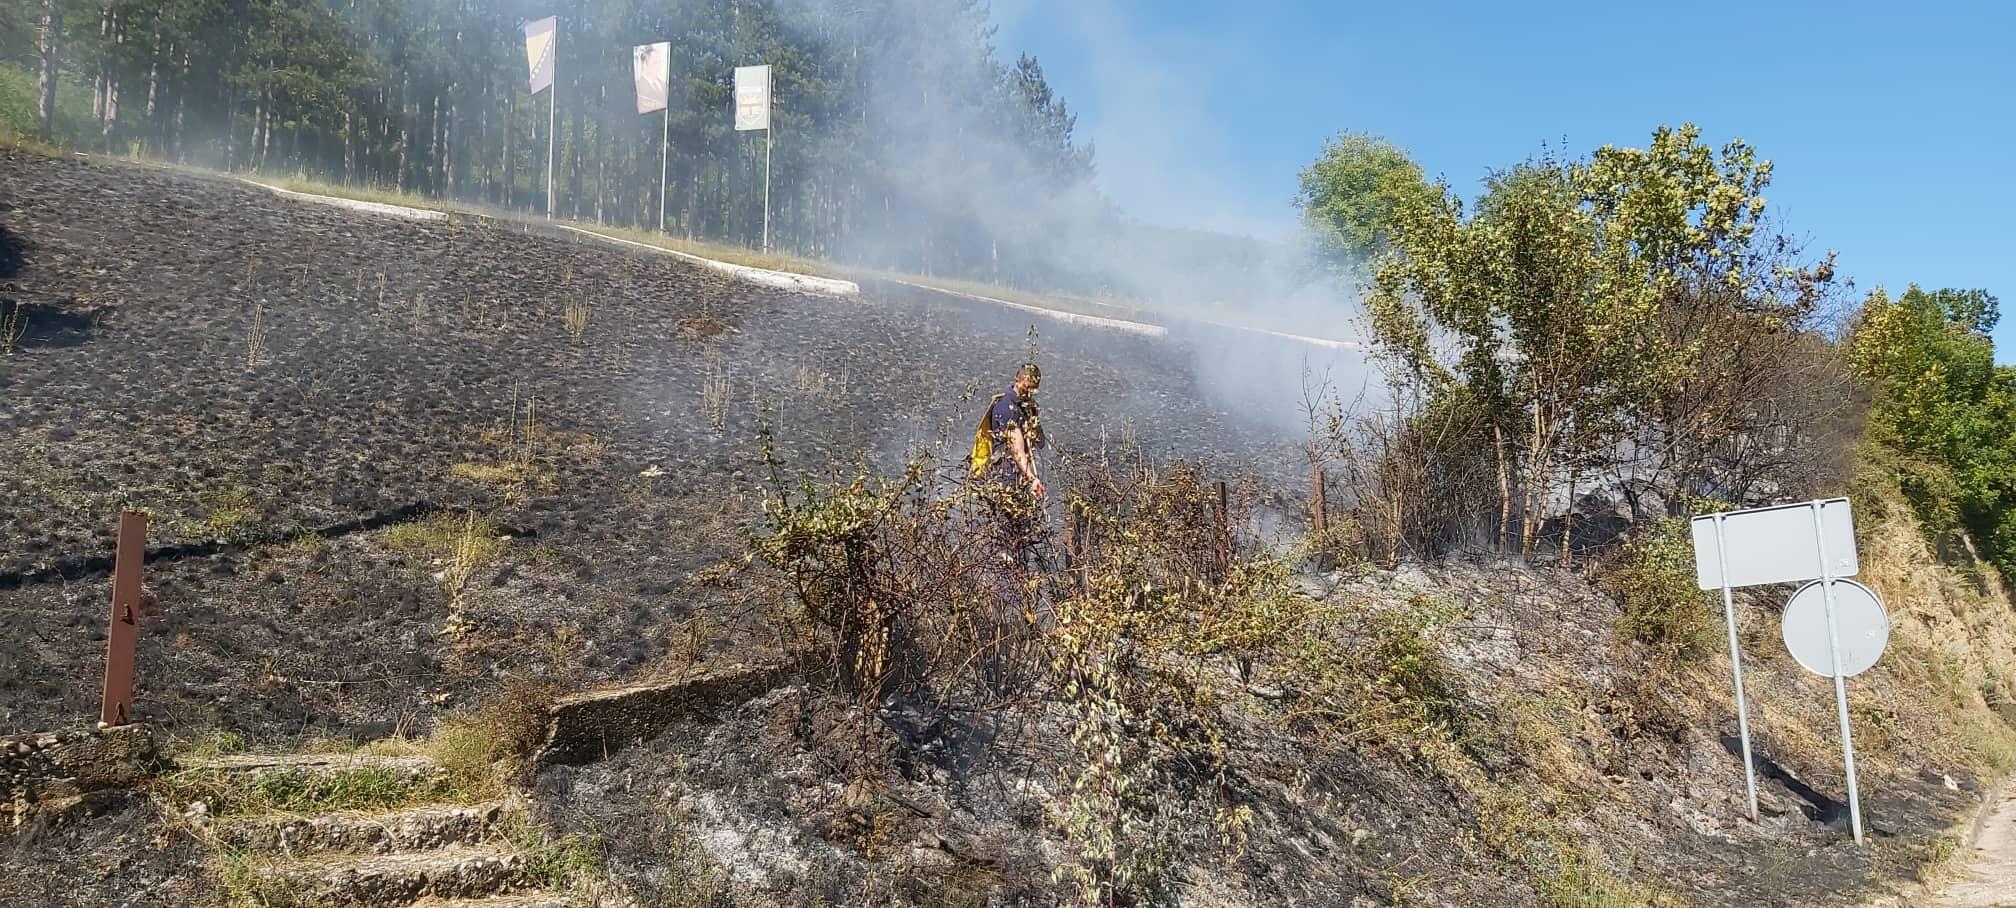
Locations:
240;179;446;221
557;225;859;297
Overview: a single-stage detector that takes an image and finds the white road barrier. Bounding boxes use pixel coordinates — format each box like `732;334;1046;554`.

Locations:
882;278;1167;338
240;179;446;222
558;225;859;297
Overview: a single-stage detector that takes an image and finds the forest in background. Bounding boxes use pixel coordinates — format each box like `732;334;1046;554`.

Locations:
0;0;1295;297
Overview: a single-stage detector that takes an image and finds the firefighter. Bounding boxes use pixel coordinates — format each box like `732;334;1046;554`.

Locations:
972;363;1045;497
971;364;1046;561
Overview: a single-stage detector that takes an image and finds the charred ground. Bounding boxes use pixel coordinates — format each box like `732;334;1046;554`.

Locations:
2;149;2013;908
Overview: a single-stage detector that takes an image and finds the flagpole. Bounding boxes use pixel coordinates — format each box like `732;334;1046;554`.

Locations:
659;108;671;233
761;127;772;253
664;51;674;233
546;85;556;220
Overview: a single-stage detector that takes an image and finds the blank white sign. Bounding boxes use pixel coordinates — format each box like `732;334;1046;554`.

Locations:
1780;579;1889;677
1691;498;1858;590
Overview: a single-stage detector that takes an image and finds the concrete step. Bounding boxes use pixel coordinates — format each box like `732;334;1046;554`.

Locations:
182;751;444;783
216;800;507;855
254;842;527;906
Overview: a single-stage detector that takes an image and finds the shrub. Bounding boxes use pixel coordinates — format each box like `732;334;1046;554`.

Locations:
1607;518;1715;662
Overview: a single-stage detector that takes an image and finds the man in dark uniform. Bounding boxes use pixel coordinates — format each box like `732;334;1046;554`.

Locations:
975;364;1046;563
983;363;1045;498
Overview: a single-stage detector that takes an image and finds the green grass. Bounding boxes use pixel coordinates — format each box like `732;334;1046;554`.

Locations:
165;764;450;818
382;511;503;560
500;812;605;891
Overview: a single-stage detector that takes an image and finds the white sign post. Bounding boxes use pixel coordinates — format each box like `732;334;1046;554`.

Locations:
733;64;773;252
1691;498;1866;841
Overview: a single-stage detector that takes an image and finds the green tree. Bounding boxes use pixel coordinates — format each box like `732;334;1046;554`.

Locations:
1849;285;2016;573
1295;131;1440;262
1322;125;1839;556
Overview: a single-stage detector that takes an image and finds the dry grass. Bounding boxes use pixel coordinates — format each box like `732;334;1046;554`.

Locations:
243;301;269;370
453;392;564;494
1;303;26;354
564;299;590;344
701;349;732;436
384;511;507;612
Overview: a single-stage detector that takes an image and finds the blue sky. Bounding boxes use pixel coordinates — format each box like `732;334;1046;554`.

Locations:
991;0;2016;356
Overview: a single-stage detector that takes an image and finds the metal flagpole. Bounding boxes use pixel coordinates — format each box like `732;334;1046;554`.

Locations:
659;106;670;233
1712;514;1761;822
545;85;556;220
1810;502;1865;844
761;127;772;252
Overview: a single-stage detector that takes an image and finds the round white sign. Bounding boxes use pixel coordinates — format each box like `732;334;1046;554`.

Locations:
1780;579;1889;678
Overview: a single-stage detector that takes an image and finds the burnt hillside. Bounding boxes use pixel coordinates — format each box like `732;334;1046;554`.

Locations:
0;148;1326;741
3;150;2014;908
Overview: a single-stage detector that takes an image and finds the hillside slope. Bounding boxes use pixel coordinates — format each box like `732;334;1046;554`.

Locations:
2;149;2014;907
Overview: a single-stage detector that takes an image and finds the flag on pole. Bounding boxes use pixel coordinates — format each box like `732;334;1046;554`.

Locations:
524;16;557;94
734;65;772;132
634;42;671;115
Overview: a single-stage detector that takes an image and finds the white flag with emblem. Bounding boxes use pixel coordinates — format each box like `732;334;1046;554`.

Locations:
634;42;671;114
524;16;557;94
734;64;771;131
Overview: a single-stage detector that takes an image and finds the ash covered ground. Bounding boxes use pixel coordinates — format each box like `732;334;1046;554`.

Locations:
0;148;1317;740
0;149;1995;907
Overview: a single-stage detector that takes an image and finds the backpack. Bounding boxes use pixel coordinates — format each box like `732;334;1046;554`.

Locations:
970;393;1007;477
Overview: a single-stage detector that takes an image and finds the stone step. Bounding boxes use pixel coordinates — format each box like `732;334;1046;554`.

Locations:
255;842;527;906
182;751;444;783
216;800;507;855
407;893;581;908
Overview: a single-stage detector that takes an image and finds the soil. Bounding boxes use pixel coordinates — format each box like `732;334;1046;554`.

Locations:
0;148;2004;907
0;148;1312;743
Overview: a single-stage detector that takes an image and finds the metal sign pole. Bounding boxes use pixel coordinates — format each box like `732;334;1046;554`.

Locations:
1712;513;1760;822
1810;501;1865;844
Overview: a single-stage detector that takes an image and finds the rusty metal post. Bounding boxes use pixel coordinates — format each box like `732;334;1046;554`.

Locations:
99;511;146;728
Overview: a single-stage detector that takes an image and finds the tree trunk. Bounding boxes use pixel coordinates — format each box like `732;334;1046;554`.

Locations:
427;91;441;195
443;96;456;200
1494;423;1511;553
254;71;274;172
92;6;109;122
503;90;516;209
145;32;161;123
101;9;122;154
170;48;188;159
566;96;583;219
395;77;410;191
593;93;606;225
36;0;63;144
687;167;699;240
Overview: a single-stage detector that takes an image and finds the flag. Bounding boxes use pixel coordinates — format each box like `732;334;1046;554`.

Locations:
734;65;771;131
633;42;671;114
524;16;557;94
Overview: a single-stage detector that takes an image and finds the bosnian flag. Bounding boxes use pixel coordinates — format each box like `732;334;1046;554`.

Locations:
634;42;671;114
524;16;557;94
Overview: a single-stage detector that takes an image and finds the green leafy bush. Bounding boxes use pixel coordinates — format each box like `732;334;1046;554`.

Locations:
1608;518;1715;663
